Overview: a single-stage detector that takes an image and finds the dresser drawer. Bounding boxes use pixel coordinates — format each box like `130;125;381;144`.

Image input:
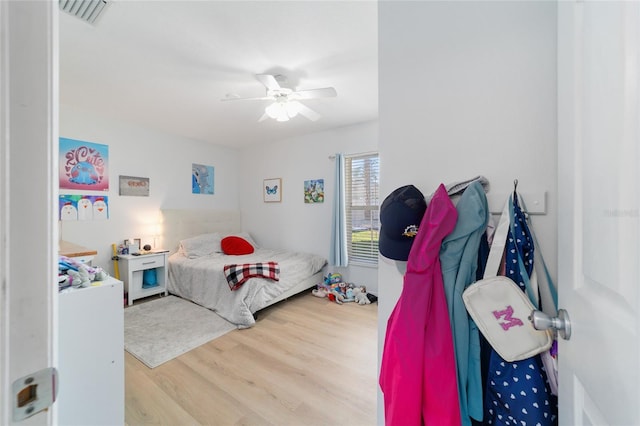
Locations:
125;254;165;271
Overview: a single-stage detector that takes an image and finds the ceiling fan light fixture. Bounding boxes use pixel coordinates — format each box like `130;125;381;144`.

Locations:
265;100;299;122
265;102;288;121
284;101;301;118
265;102;280;119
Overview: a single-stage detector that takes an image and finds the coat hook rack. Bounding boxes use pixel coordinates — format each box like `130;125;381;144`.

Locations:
487;180;547;215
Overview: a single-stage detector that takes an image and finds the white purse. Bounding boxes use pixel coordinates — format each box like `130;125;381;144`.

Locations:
462;195;553;362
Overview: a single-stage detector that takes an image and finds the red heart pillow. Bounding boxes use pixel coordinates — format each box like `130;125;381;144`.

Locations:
221;236;254;255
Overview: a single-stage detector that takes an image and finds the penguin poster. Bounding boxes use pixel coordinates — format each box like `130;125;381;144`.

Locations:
59;195;109;221
59;137;109;191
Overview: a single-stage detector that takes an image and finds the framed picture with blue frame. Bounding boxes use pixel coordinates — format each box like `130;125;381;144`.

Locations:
264;178;282;202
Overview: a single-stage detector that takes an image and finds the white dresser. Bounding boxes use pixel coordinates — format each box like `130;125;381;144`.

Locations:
57;277;124;425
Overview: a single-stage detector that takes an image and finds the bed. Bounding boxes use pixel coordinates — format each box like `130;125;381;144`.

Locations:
161;209;327;328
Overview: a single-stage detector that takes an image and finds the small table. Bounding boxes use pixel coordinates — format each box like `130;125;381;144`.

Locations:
59;240;97;265
119;251;169;305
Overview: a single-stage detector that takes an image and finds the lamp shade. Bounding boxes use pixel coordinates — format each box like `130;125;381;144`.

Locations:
284;101;301;118
265;102;282;119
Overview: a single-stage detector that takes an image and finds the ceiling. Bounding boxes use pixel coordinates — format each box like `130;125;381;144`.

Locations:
59;1;378;149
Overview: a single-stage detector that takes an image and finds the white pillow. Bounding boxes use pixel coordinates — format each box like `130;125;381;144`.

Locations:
178;232;222;258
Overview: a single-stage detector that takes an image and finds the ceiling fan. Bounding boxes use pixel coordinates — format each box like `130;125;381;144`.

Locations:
222;74;337;122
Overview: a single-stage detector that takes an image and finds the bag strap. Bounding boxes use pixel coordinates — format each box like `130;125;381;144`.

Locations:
483;198;511;279
483;192;559;314
508;193;540;308
533;235;558;315
517;194;559;315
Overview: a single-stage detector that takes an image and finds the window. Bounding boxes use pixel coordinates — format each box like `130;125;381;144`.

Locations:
345;153;379;265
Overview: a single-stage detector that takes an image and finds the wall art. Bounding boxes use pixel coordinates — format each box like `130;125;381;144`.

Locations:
264;178;282;202
304;179;324;203
119;175;150;196
59;137;109;191
192;163;215;194
59;194;109;221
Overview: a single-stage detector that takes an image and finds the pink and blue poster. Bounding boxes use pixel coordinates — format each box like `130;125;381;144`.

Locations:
59;137;109;191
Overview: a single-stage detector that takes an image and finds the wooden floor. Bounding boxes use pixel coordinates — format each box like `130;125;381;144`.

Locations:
125;292;378;426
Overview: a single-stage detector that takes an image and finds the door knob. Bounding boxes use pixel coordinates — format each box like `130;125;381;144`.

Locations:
529;309;572;340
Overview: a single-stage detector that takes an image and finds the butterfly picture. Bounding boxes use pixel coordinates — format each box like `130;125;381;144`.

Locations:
263;178;282;202
265;185;278;194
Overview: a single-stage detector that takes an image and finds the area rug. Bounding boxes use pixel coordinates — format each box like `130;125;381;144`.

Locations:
124;295;236;368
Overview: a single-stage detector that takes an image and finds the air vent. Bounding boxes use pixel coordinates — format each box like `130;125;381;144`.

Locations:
59;0;108;25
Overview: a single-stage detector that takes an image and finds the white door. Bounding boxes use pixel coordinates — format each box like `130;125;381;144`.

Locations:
0;1;58;425
558;1;640;424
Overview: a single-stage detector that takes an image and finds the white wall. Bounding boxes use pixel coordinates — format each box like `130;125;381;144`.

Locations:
239;121;379;294
377;1;557;423
59;104;241;272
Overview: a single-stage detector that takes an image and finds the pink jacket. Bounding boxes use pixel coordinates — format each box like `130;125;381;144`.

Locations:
380;184;461;426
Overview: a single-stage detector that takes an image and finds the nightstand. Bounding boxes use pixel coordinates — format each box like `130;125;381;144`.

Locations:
119;251;168;305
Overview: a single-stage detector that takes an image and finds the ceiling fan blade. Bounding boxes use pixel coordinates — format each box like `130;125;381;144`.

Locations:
258;112;270;122
256;74;281;91
221;95;271;102
292;87;337;100
295;102;321;121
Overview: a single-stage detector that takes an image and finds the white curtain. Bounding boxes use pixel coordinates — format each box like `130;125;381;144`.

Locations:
329;153;348;266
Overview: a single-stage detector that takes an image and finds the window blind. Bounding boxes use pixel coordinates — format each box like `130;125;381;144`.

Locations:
345;153;380;264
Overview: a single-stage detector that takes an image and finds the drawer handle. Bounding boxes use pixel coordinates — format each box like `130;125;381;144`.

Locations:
142;261;156;266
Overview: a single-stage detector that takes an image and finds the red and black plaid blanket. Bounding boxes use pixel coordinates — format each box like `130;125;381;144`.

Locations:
223;262;280;291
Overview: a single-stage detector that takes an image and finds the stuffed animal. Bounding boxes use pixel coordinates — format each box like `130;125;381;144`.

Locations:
66;264;108;287
328;290;343;304
328;283;356;304
324;272;343;286
67;266;91;287
312;286;328;298
353;286;371;305
93;267;108;281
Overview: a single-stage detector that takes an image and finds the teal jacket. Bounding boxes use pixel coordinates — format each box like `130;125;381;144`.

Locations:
439;181;489;425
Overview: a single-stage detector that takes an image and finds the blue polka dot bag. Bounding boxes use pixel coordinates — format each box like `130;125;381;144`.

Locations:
483;194;557;426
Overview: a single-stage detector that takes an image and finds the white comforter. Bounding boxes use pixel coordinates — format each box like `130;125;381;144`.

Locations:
167;248;327;328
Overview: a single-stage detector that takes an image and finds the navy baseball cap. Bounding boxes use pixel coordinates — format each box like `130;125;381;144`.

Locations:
379;185;427;261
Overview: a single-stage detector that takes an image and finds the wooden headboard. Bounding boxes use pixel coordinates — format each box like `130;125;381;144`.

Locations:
160;209;241;254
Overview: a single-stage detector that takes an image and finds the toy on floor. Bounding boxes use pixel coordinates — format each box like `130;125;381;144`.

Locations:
312;273;376;305
312;272;343;298
312;286;328;298
328;282;356;304
325;272;343;285
353;286;371;305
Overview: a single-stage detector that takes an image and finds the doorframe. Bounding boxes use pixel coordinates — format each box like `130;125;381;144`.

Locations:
1;0;9;420
1;1;58;424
